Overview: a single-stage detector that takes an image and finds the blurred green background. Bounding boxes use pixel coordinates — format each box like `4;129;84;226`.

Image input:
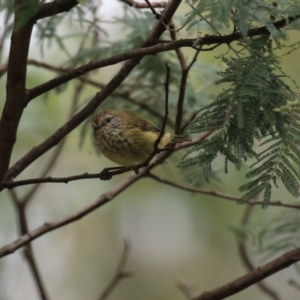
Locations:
1;1;300;299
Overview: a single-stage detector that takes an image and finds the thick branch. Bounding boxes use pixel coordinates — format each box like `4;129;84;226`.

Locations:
34;0;79;20
1;0;183;186
25;14;300;104
0;6;34;183
192;247;300;300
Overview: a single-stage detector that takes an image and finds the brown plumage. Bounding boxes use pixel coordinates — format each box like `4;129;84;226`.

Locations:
91;109;191;166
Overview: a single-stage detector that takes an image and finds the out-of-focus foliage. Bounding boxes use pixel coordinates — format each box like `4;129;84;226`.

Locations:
178;1;300;206
231;210;300;271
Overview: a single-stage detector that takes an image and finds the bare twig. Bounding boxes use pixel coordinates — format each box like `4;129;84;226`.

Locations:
99;240;133;300
177;279;198;299
237;206;280;300
9;190;49;300
153;63;170;150
26;60;175;127
192;247;300;300
148;173;300;210
1;0;183;187
145;0;161;18
3;131;210;188
22;15;300;104
0;131;211;257
175;49;201;134
0;170;146;258
120;0;167;9
8;62;89;295
169;20;201;134
288;279;300;293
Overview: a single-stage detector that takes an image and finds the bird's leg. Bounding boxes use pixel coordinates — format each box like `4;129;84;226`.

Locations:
99;166;124;180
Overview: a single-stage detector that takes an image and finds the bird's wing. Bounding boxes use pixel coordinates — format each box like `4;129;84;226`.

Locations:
142;121;160;133
125;111;160;133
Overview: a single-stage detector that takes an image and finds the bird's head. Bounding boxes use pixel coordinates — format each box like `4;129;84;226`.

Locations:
91;110;123;135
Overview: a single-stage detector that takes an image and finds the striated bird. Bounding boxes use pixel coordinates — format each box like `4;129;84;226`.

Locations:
91;109;191;166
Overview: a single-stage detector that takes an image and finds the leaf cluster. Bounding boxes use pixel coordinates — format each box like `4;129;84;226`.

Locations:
184;0;300;37
180;36;300;206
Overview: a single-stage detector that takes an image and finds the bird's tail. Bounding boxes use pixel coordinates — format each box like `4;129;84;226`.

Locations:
159;133;191;148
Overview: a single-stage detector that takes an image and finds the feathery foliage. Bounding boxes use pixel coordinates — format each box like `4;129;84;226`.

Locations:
180;34;300;206
231;211;300;268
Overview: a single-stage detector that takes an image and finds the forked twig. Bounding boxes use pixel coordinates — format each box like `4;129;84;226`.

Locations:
237;206;281;300
99;240;133;300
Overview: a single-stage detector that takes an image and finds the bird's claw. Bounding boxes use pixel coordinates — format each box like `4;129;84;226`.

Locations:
99;169;112;181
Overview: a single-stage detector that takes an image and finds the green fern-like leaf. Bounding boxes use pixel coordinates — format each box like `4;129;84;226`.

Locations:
181;35;299;205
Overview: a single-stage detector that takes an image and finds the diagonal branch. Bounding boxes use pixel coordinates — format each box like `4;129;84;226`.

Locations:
191;247;300;300
119;0;167;9
0;132;214;258
148;173;300;210
237;206;280;300
9;190;49;300
25;14;300;104
0;169;146;258
34;0;79;20
0;5;35;183
99;240;133;300
1;0;183;187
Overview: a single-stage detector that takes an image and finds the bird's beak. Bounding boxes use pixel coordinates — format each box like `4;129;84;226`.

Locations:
91;122;101;130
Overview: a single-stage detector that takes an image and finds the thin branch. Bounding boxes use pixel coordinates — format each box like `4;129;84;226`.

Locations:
288;280;300;293
99;240;133;300
0;131;211;257
192;247;300;300
0;169;146;258
3;131;209;189
177;279;198;299
9;190;49;300
1;0;183;187
237;206;280;300
119;0;167;9
180;110;199;133
153;63;170;149
26;60;175;126
147;173;300;210
144;0;162;19
175;49;201;134
22;73;85;205
169;19;201;134
25;40;193;104
23;14;300;104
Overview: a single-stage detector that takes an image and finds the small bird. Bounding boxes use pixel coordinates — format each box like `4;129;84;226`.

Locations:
91;109;191;166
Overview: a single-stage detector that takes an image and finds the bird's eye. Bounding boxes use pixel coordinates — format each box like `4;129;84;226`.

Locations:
105;117;111;123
